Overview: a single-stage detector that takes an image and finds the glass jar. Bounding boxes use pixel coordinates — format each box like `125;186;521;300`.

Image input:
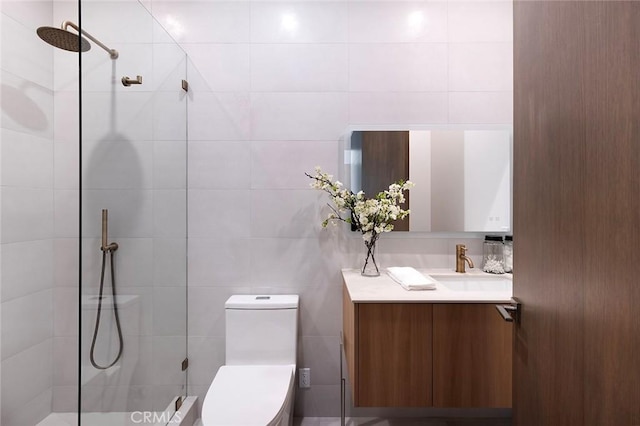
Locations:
482;235;505;274
503;235;513;273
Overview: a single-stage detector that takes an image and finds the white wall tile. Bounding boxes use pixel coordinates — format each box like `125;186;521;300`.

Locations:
153;189;187;238
153;238;187;287
1;290;53;360
54;139;79;189
81;189;154;239
251;93;348;141
188;141;251;189
188;237;251;287
189;92;250;141
449;91;513;124
151;336;187;385
1;13;54;90
53;337;78;386
152;1;251;43
250;140;339;189
188;286;251;337
1;187;54;243
78;1;154;44
0;340;53;426
152;287;186;336
348;2;447;43
182;44;250;92
153;141;187;189
298;336;340;386
54;189;79;238
53;91;78;143
1;240;54;302
82;138;153;190
248;238;345;288
349;43;447;92
80;91;154;142
251;2;348;43
54;238;78;287
298;282;343;337
1;71;54;140
2;0;53;29
152;43;187;92
448;1;513;43
449;42;513;91
111;237;154;288
188;189;251;238
250;189;324;238
53;287;77;337
187;336;225;386
251;44;348;92
153;91;188;141
1;129;53;188
349;92;448;125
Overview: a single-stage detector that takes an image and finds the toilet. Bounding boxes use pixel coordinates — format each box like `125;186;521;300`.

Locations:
201;294;299;426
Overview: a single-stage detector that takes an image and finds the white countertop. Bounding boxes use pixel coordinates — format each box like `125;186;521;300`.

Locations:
342;268;513;303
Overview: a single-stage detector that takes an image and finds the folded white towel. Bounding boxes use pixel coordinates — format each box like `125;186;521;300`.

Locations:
386;267;437;291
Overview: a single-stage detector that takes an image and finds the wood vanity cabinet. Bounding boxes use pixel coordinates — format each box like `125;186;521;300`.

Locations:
343;285;512;408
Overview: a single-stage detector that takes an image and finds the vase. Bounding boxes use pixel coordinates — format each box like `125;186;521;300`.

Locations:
361;237;380;277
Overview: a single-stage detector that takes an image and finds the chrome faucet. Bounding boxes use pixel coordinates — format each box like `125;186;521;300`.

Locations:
455;244;474;273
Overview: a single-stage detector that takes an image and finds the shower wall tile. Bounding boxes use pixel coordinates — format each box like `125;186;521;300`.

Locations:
53;238;78;287
152;287;186;336
82;139;154;190
153;141;187;189
348;2;448;43
153;92;188;141
53;287;77;337
152;1;251;43
53;91;78;143
1;289;53;360
1;0;53;29
250;93;348;141
250;140;339;190
153;238;187;287
81;189;154;238
1;129;53;188
151;336;187;385
1;187;54;243
250;44;348;92
0;240;54;302
152;44;188;93
153;189;187;238
53;336;77;386
182;44;250;92
188;141;251;189
250;2;348;43
54;139;79;189
80;2;154;45
112;238;154;288
1;13;54;90
80;91;154;142
1;339;53;426
0;71;54;140
188;92;250;141
188;286;251;337
53;189;78;238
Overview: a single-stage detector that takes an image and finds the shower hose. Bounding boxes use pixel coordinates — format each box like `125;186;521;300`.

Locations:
89;248;124;370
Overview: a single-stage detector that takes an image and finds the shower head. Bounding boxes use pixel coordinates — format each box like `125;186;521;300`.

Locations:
36;21;119;60
37;26;91;53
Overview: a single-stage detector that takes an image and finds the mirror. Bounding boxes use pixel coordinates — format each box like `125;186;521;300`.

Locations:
346;128;511;233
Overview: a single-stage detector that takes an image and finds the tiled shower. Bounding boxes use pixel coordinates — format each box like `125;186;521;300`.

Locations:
1;0;513;423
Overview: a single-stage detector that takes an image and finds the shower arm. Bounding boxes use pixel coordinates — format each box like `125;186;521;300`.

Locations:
62;21;119;59
101;209;119;252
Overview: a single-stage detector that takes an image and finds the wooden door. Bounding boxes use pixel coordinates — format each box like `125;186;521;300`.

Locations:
514;2;640;425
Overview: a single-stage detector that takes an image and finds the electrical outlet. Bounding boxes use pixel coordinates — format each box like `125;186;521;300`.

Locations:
299;368;311;388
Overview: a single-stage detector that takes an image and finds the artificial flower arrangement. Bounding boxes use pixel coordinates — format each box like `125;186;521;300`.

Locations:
306;166;413;276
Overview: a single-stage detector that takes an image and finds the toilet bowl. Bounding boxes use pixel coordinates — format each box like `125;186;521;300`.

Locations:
201;295;299;426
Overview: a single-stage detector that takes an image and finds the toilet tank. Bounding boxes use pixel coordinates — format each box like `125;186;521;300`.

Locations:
225;295;299;366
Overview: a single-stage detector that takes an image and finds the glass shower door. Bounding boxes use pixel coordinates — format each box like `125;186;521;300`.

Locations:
78;0;187;423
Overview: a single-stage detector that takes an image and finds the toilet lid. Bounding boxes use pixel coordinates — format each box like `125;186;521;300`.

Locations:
202;365;294;426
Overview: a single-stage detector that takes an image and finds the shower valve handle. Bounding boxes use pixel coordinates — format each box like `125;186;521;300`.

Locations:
122;75;142;87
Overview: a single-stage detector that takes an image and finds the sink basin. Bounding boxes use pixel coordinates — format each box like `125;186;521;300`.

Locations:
430;275;512;292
